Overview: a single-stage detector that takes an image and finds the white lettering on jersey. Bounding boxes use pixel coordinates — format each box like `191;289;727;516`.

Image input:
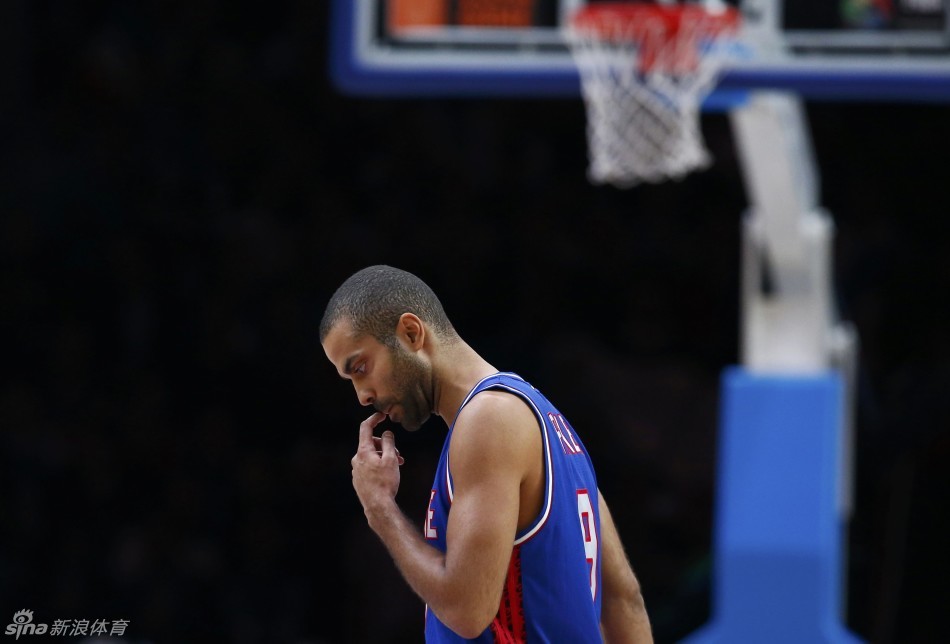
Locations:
424;489;439;540
577;489;599;600
550;413;582;455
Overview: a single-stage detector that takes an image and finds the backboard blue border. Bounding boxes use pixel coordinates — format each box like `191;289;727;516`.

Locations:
328;0;585;98
329;0;950;105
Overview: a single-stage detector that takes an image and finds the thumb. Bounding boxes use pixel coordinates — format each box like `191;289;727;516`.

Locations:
380;429;396;453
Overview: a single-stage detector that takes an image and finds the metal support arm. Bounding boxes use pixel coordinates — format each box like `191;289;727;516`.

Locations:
730;92;856;375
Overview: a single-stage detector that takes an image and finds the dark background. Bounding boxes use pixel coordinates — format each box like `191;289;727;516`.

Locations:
2;2;949;643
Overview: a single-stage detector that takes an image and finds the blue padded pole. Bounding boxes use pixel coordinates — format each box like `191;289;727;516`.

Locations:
681;367;863;644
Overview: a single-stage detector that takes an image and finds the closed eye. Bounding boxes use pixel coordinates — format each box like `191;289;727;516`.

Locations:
342;354;368;379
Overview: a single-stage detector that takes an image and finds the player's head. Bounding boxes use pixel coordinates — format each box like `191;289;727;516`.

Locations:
320;265;456;430
319;265;456;348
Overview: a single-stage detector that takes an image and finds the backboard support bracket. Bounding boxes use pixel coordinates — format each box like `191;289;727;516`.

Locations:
682;92;863;642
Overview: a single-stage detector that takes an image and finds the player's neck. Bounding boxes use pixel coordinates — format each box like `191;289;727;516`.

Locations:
431;339;497;427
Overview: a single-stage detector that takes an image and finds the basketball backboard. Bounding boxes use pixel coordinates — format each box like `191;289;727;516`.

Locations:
329;0;950;105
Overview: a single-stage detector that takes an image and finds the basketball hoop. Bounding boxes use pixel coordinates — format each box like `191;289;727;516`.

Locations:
564;1;741;188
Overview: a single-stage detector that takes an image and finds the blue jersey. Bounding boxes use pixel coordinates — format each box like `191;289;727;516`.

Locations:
423;373;603;643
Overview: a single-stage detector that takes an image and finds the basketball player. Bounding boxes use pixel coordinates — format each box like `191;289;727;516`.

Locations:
321;265;653;643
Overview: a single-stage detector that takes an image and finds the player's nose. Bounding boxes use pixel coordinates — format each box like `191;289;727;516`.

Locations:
355;384;375;407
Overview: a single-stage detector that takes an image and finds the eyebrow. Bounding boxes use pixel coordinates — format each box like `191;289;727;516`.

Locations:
342;353;360;377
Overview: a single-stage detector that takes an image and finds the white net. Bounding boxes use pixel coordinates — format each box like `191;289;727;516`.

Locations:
564;3;739;188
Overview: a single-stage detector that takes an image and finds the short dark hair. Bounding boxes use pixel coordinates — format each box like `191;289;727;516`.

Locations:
319;265;457;346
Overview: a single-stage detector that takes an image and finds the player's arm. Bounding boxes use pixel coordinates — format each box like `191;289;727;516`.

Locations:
599;490;654;644
428;391;536;636
355;395;534;638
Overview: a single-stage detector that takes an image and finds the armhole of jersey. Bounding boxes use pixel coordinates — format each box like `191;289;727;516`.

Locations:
445;454;454;503
446;372;505;504
487;385;553;545
444;375;554;541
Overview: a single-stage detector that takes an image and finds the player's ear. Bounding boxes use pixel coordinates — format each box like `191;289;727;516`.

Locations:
396;313;425;350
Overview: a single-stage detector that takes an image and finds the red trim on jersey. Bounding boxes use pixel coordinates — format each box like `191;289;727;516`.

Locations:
489;546;526;643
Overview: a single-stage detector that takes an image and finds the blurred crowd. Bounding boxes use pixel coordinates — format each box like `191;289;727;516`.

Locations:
2;2;949;643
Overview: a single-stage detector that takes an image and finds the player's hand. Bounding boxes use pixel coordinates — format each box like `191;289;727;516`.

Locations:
351;412;403;516
373;435;405;465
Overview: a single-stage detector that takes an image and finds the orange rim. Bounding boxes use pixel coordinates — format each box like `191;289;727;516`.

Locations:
569;2;741;72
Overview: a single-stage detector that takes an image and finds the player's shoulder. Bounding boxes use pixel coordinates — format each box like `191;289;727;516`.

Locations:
453;388;541;447
460;387;538;425
449;388;542;480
